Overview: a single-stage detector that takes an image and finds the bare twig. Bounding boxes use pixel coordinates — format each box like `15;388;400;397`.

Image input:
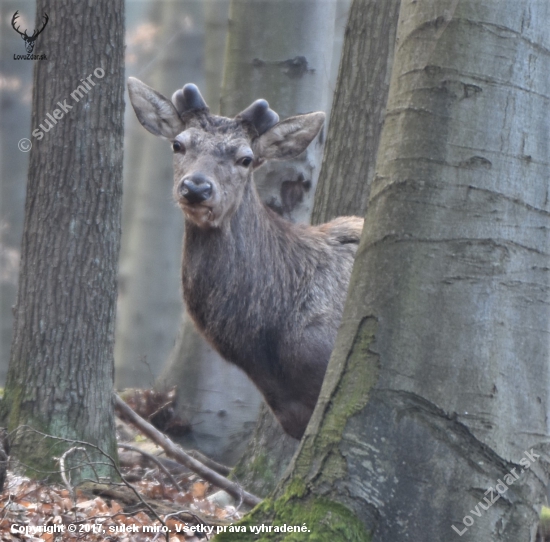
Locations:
114;394;262;508
58;446;88;500
147;399;174;422
117;443;182;491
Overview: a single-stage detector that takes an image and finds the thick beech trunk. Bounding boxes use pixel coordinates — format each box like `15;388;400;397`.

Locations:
215;0;550;540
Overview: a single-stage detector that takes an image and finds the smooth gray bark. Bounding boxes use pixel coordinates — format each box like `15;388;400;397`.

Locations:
204;0;231;113
221;0;337;224
224;0;550;540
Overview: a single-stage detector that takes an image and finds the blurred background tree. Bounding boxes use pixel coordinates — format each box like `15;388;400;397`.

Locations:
156;0;350;466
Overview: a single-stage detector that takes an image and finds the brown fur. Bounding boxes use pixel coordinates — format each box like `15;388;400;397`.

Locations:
182;185;362;438
127;77;364;438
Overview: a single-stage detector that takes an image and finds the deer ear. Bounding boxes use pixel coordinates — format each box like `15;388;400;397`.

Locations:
127;77;184;139
254;112;325;164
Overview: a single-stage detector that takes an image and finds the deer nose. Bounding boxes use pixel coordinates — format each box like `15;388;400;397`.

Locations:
179;173;213;204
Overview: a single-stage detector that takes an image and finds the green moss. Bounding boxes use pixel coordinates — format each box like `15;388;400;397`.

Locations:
540;506;550;526
4;393;118;482
293;316;380;482
213;319;380;541
233;452;277;493
213;477;370;541
322;316;379;437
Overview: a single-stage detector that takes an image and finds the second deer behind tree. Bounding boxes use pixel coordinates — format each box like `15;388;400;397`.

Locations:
127;78;364;439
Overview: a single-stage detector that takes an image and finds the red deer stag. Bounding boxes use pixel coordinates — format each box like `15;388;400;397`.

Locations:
127;78;363;439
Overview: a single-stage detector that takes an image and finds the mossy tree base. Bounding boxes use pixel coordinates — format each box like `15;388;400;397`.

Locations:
214;479;370;542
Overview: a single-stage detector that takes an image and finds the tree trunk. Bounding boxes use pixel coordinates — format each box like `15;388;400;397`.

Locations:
114;1;204;387
157;310;263;465
1;0;125;483
230;403;298;498
215;0;550;540
312;0;400;223
204;0;231;113
221;0;337;224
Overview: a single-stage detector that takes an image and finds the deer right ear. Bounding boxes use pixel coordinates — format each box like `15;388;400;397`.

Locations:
254;112;325;164
127;77;184;139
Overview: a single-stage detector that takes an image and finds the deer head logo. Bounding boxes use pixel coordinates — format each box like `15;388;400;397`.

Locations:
11;11;49;54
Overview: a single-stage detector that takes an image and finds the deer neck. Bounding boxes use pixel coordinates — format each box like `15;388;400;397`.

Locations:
183;179;273;255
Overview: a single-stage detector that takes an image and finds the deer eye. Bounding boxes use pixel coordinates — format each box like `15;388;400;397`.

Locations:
238;156;253;168
172;140;185;153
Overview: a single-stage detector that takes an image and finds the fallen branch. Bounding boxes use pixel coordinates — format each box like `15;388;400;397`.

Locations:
187;449;231;477
119;450;188;475
118;443;182;492
114;394;262;508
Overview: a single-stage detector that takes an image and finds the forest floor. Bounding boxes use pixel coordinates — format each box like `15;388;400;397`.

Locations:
0;390;248;541
1;389;549;541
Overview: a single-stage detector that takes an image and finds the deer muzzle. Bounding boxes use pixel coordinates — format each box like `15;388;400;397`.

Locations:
178;173;213;204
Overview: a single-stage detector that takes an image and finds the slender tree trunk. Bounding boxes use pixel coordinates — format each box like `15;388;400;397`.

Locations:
215;0;550;540
221;0;337;224
204;0;231;113
1;0;125;482
312;0;400;223
230;402;299;498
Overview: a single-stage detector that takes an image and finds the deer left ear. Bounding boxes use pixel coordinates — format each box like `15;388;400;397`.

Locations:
127;77;184;139
253;112;325;164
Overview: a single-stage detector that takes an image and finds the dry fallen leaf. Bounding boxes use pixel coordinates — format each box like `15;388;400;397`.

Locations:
0;431;243;542
190;481;208;499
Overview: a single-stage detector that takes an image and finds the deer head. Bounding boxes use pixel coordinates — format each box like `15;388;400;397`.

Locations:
127;77;325;229
12;11;49;54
